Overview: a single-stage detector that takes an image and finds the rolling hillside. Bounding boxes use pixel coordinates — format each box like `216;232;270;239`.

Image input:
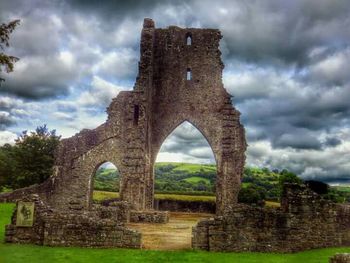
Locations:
93;162;350;202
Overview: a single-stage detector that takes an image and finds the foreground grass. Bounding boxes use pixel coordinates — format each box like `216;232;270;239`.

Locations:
1;203;349;262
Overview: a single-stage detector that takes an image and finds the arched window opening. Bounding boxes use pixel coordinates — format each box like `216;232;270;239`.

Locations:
92;161;120;203
186;33;192;45
156;121;216;198
187;68;192;80
134;104;140;126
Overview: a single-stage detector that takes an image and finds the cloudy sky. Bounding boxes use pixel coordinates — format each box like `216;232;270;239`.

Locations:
0;0;350;183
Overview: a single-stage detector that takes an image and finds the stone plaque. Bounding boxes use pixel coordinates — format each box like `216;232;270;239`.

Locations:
16;202;34;227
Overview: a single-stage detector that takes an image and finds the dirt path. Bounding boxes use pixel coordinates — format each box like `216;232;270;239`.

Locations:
127;212;213;250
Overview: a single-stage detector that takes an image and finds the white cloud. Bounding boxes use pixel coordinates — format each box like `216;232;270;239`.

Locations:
308;48;350;85
93;48;138;80
0;131;17;145
78;76;127;107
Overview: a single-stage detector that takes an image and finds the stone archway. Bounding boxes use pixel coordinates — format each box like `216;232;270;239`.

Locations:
151;120;219;209
90;161;120;207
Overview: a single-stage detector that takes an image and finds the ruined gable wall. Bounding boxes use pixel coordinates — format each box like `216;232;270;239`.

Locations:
145;25;246;214
0;18;246;215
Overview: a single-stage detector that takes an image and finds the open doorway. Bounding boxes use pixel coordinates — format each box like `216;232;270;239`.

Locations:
154;121;217;212
128;121;216;250
92;161;120;204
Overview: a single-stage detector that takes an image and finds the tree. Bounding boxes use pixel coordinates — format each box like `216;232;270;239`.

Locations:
238;185;266;206
0;125;61;191
304;180;329;195
0;19;20;82
279;169;302;187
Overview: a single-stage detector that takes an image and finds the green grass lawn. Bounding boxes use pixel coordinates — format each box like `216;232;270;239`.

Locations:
1;203;349;263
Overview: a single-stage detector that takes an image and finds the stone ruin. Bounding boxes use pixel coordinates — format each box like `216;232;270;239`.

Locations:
1;18;350;252
330;254;350;263
193;183;350;252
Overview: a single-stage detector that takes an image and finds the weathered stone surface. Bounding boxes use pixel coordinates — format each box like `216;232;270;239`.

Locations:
330;254;350;263
130;210;169;223
5;195;141;248
192;184;350;252
154;199;215;214
0;18;246;216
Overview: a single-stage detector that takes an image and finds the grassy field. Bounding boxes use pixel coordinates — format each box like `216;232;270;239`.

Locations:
333;186;350;192
1;203;350;262
265;201;281;207
155;193;215;202
183;176;210;184
165;162;216;173
93;191;302;208
93;191;216;202
93;190;119;201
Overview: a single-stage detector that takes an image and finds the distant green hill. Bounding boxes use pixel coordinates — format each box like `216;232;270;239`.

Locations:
93;162;280;197
93;162;350;202
94;168;119;192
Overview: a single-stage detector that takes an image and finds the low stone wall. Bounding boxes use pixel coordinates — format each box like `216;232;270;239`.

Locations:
42;214;140;248
5;195;141;248
154;199;215;213
192;184;350;252
93;201;131;223
330;254;350;263
0;180;52;203
130;210;169;223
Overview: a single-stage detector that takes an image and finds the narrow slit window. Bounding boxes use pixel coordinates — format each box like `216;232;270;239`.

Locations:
186;34;192;45
133;105;139;126
187;68;192;80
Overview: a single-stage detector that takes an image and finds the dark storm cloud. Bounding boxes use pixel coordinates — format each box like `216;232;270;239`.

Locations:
1;55;77;98
0;0;349;180
0;111;15;130
323;137;342;148
194;0;350;65
67;0;165;20
0;0;138;99
274;131;322;150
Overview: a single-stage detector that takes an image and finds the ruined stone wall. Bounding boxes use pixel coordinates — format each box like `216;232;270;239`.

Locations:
92;202;131;223
192;184;350;252
145;23;246;214
129;210;169;223
154;199;215;214
0;18;246;215
5;195;141;248
330;254;350;263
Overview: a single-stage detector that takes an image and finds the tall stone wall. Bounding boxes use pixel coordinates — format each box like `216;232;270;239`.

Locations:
0;18;246;216
192;184;350;252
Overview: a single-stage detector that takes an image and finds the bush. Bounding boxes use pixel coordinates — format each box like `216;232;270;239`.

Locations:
0;125;60;190
238;185;266;206
305;180;329;195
